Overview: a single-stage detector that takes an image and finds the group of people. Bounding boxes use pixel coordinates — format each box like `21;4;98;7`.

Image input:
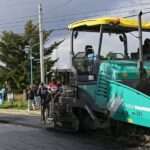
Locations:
26;79;63;122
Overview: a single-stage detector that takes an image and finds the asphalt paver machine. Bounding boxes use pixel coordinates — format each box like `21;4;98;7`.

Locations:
46;13;150;131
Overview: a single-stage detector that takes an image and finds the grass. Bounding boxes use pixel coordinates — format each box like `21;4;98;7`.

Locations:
0;100;28;110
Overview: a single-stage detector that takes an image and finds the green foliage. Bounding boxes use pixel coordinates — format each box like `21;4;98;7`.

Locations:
0;20;63;92
44;40;64;80
23;20;63;84
0;31;27;91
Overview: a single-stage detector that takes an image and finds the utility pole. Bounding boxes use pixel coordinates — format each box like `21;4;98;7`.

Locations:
39;3;45;83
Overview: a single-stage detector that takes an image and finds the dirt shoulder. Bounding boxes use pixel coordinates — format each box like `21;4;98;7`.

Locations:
0;108;40;116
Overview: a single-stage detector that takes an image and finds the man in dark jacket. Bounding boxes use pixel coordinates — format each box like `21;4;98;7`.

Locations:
27;86;35;112
38;83;51;122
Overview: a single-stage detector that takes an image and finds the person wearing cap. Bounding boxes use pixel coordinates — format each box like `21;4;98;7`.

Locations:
85;45;96;61
48;79;58;93
85;45;96;74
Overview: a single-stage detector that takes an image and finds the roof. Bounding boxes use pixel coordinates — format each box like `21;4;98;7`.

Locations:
68;17;150;33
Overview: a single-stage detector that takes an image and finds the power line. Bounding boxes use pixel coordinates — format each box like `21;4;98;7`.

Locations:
49;0;73;11
42;2;150;21
0;18;38;27
0;2;149;28
0;1;149;27
0;4;150;32
45;10;150;32
43;7;150;26
1;10;150;34
0;14;37;25
51;27;68;31
124;10;150;18
0;0;40;8
41;4;150;27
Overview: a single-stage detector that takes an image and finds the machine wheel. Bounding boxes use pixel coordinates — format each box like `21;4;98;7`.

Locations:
110;119;139;137
110;120;121;136
74;109;96;131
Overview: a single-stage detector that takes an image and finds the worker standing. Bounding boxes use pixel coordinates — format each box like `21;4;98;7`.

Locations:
38;83;49;122
27;86;35;112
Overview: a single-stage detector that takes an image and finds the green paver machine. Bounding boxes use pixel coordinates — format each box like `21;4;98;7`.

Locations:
46;13;150;131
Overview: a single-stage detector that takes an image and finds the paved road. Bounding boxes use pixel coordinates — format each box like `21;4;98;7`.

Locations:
0;123;125;150
0;111;143;150
0;113;41;128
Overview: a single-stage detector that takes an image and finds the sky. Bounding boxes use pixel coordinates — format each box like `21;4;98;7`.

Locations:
0;0;150;69
0;0;149;32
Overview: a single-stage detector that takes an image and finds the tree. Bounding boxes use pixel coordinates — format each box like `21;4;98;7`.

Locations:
0;31;27;91
23;20;63;84
0;20;63;92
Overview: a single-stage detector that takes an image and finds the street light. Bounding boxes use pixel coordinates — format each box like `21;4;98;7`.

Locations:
24;46;34;85
24;43;40;85
25;43;53;85
30;49;33;85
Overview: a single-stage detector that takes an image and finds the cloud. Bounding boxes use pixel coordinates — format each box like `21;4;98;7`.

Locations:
0;0;150;71
45;0;150;70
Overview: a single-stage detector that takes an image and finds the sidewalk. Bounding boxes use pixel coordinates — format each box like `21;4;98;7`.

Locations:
0;109;42;128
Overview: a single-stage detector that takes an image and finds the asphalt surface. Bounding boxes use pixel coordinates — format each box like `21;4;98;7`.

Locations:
0;113;41;128
0;123;123;150
0;112;145;150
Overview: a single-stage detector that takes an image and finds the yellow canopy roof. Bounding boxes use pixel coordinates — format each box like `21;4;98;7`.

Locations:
68;17;150;32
